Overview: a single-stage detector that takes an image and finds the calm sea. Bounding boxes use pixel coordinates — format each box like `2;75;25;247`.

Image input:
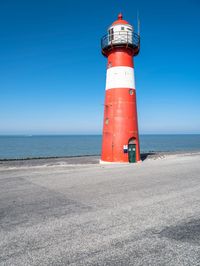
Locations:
0;135;200;160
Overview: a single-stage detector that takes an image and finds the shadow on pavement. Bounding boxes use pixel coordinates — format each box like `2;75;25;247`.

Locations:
140;152;156;161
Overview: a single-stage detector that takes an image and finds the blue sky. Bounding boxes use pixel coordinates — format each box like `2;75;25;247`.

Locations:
0;0;200;134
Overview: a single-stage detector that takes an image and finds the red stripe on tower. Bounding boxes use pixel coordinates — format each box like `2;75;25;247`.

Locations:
100;13;141;163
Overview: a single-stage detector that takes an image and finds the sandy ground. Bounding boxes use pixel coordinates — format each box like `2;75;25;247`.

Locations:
0;152;200;265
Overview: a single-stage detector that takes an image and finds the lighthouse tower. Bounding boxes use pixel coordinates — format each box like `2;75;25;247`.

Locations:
100;13;140;163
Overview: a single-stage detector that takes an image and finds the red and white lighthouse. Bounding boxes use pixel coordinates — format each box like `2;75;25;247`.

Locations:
100;13;140;163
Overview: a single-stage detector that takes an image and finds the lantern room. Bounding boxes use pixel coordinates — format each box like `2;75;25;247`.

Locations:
107;13;133;46
101;13;140;57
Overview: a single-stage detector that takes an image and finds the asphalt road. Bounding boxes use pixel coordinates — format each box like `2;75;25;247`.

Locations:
0;153;200;265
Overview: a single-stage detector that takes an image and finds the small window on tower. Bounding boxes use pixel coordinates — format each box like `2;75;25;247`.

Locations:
121;27;125;30
129;89;134;95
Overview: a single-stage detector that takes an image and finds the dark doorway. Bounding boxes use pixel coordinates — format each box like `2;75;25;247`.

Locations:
128;138;136;163
128;143;136;163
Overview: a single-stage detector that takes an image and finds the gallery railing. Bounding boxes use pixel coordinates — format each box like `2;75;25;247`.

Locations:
101;31;140;54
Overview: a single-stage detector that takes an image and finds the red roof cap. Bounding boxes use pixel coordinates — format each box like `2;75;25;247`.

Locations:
112;13;129;25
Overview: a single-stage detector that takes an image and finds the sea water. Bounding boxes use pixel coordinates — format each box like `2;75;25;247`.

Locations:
0;135;200;160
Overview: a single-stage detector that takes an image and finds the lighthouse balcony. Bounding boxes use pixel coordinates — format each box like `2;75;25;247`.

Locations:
101;31;140;56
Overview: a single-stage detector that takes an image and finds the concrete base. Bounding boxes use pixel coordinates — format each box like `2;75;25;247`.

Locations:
99;159;142;164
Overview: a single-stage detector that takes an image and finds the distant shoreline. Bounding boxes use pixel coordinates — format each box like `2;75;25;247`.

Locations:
0;154;100;162
1;151;200;169
0;150;200;162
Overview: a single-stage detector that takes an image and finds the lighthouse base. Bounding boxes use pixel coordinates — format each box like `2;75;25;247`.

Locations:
99;160;128;165
99;159;142;164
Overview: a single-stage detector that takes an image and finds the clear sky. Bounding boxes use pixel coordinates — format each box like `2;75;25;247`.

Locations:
0;0;200;135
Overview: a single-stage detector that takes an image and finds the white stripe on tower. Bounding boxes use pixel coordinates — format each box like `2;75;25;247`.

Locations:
106;66;135;90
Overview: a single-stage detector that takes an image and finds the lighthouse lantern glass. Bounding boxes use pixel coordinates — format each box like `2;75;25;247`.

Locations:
107;24;133;46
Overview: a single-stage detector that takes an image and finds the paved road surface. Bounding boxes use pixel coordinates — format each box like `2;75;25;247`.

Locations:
0;153;200;265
